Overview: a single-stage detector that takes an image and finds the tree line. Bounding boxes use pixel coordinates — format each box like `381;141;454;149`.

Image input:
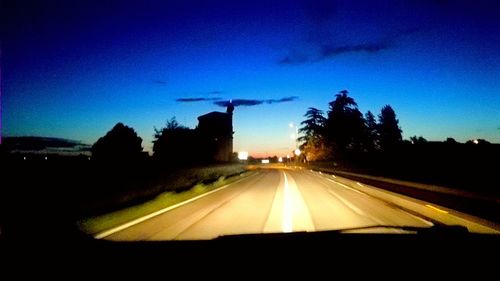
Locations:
91;118;219;164
298;89;404;161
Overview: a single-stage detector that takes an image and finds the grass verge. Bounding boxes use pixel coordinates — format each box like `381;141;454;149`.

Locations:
77;170;255;235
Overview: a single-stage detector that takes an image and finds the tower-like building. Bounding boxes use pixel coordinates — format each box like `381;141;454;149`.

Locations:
197;103;234;162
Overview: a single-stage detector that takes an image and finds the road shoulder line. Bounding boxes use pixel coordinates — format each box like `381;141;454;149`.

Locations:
95;172;259;239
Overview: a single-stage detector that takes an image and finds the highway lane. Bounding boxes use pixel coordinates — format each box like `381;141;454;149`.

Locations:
102;167;497;240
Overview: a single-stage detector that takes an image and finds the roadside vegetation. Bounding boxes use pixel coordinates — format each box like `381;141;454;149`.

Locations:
296;90;499;196
78;169;254;235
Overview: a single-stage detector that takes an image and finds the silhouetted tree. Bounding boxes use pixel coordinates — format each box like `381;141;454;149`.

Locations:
91;122;143;160
326;90;366;157
377;105;402;151
465;139;490;145
298;107;330;160
298;107;326;144
445;137;459;144
410;136;427;145
152;117;201;164
364;110;379;151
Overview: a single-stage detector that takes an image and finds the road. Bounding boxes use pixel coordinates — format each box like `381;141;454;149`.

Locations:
101;167;498;240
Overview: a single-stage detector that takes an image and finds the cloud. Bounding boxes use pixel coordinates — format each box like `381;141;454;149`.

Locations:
207;90;222;95
214;96;299;107
153;79;167;85
176;97;222;102
319;42;391;59
279;28;422;65
267;96;298;103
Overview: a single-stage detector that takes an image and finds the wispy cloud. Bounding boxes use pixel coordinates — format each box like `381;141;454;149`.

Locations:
214;96;299;107
176;97;222;102
279;28;421;65
153;79;167;85
320;42;390;59
207;90;222;95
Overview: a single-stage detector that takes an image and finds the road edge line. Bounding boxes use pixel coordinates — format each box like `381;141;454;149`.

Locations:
94;172;258;239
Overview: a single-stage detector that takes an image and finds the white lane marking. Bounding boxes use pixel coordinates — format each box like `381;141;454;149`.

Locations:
327;178;365;195
94;173;256;239
331;174;337;178
282;173;293;232
326;189;366;217
356;182;363;187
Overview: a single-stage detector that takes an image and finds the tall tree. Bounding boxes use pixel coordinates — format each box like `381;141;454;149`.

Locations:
326;90;366;157
364;110;379;151
92;122;143;160
298;107;326;144
378;105;402;151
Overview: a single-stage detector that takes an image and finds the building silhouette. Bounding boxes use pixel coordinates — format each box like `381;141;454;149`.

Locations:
197;103;234;162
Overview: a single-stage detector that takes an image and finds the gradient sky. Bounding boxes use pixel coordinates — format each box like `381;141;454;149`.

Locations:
3;0;500;156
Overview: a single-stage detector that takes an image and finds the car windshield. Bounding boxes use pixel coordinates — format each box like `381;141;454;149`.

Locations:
1;0;499;242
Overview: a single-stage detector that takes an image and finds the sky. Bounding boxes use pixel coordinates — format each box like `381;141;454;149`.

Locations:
2;0;500;157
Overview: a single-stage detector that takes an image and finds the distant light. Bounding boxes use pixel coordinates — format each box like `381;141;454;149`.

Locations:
286;154;290;159
473;139;479;144
261;159;270;164
290;133;295;139
23;156;26;160
45;156;48;160
289;123;294;128
238;151;248;160
294;149;301;156
88;157;91;160
278;157;283;162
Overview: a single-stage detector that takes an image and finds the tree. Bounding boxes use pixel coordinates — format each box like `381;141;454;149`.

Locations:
325;90;366;157
152;117;201;164
364;110;379;151
298;107;326;144
91;122;143;160
300;134;332;161
465;139;490;145
410;135;427;145
378;105;402;151
445;137;459;144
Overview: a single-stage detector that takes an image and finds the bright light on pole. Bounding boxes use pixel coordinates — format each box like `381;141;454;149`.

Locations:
238;151;248;160
278;157;283;162
294;148;301;156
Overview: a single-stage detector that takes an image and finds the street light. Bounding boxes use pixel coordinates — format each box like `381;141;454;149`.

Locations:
294;148;301;156
238;151;248;160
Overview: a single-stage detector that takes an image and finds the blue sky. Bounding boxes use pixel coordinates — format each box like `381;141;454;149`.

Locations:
2;0;499;156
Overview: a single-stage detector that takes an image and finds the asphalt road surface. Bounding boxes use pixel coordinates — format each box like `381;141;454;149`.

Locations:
101;167;498;240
